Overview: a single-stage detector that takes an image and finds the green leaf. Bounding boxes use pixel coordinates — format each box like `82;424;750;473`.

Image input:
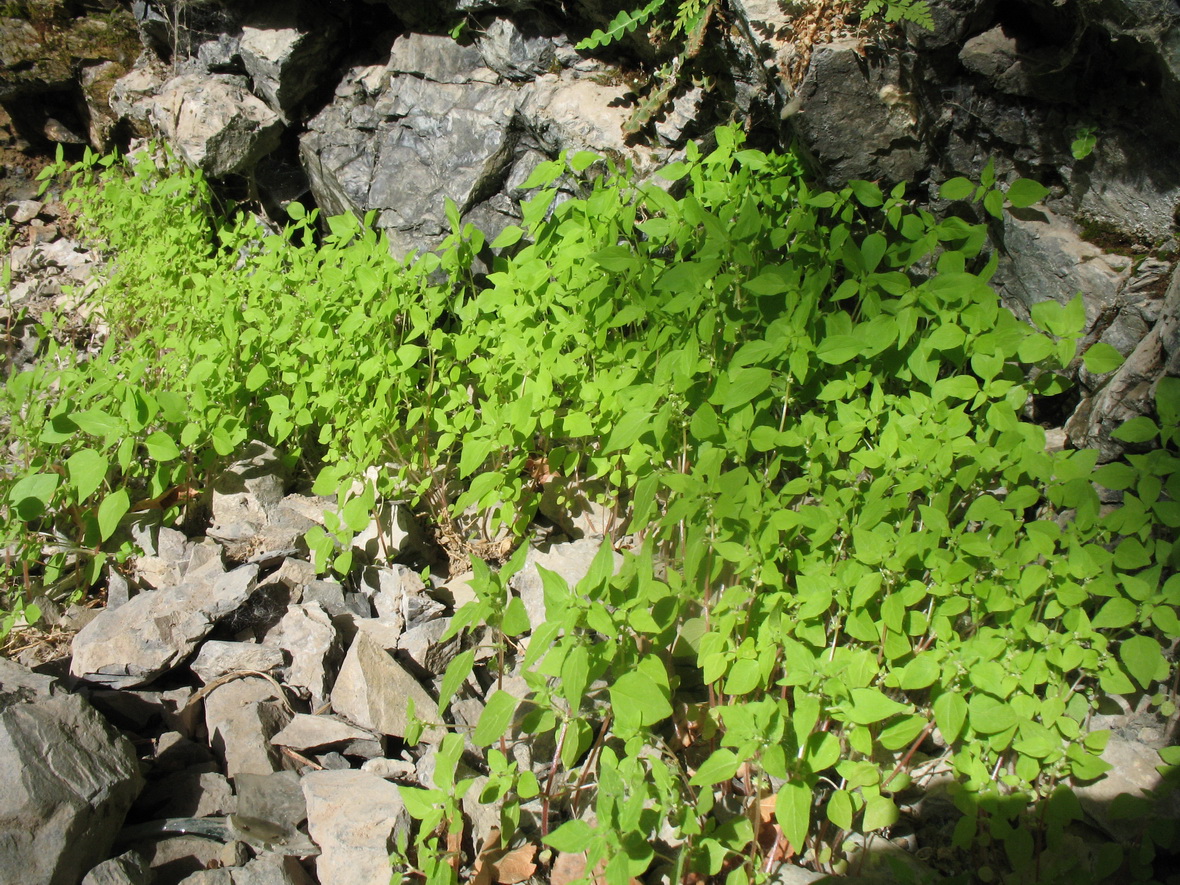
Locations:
1083;343;1124;374
775;782;812;851
561;644;590;712
490;225;523;249
144;430;181;462
933;692;967;743
689;748;740;787
1006;178;1050;208
9;472;61;519
97;488;131;542
501;596;531;636
1112;416;1159;443
610;670;672;729
845;688;910;725
474;690;518;747
863;795;899;831
827;789;854;829
603;408;651;453
939;177;975;200
1119;635;1165;690
66;448;109;501
816;335;862;365
1092;597;1138;630
898;656;940;690
437;649;474;716
543;819;595;853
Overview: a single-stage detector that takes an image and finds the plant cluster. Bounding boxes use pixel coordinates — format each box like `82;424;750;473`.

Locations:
2;128;1177;883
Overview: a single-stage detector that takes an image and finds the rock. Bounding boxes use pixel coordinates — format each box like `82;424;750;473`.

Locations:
153;731;216;774
510;537;622;631
1067;266;1180;459
991;206;1131;335
765;863;828;884
138;835;227;885
538;477;613;539
82;850;152;885
80;59;129;149
790;39;929;187
271;713;381;751
191;640;286;684
351;501;425;563
477;18;558;82
265;602;342;708
109;57;166;138
330;630;442;742
4;199;41;223
71;562;260;688
230;854;316;885
959;24;1073;101
0;658;144;885
211;441;288;533
150;74;284;178
387;32;490;84
233;771;315;854
203;676;291;778
358;563;424;624
1074;735;1180;842
398;617;461;675
135;770;235;819
302;769;411;885
238;2;341;118
301;579;371;621
361;757;416;779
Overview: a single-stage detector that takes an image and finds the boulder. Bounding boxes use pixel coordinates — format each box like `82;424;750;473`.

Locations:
0;659;144;885
150;74;284;178
71;562;260;689
81;850;152;885
302;769;411;885
203;676;291;779
330;630;442;742
238;1;341;118
190;640;286;684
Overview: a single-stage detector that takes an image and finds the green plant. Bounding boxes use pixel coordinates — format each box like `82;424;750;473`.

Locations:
1071;124;1098;161
4;128;1175;883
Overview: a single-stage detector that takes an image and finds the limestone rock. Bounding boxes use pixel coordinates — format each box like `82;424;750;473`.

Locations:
239;2;340;117
510;537;622;631
81;851;151;885
0;659;144;885
191;640;286;684
150;74;283;178
330;630;441;742
211;441;288;533
302;769;410;885
271;713;380;751
265;602;342;708
71;562;260;689
203;676;291;779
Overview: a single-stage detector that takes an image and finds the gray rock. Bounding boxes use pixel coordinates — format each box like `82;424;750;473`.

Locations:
398;617;461;675
538;478;613;539
360;757;416;779
358;564;424;624
203;676;291;778
302;769;411;885
510;537;622;632
271;713;380;751
302;579;371;621
0;659;144;885
265;602;342;708
82;850;151;885
211;441;288;533
239;2;340;117
351;501;424;564
150;74;284;178
330;630;442;742
4;199;42;223
71;562;260;688
992;206;1131;334
153;731;216;774
109;57;166;138
138;835;226;884
191;640;285;684
387;32;490;84
230;854;316;885
135;770;235;819
790;39;930;187
477;18;558;82
234;771;312;851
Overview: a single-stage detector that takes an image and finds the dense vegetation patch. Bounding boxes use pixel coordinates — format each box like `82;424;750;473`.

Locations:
2;128;1177;882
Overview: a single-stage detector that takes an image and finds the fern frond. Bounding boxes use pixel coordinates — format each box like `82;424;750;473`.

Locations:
576;0;668;50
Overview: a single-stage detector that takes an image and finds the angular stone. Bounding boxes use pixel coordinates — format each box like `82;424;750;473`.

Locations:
203;676;291;779
302;769;410;885
233;771;311;852
271;713;380;751
211;441;288;533
71;563;260;688
4;199;41;223
239;2;340;116
0;659;144;885
330;630;441;742
790;38;930;187
230;854;316;885
265;602;342;708
81;850;151;885
191;640;285;684
109;59;166;138
398;617;461;676
387;32;488;84
477;18;558;82
150;74;284;178
135;770;234;819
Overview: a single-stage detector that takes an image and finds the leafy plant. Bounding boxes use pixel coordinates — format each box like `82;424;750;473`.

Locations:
4;127;1175;884
1071;124;1098;161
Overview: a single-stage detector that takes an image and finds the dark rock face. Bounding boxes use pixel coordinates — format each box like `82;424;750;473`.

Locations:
0;658;144;885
